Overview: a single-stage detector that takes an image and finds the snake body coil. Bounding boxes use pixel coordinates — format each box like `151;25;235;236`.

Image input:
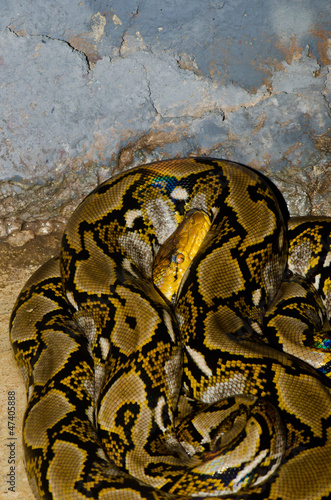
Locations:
10;158;331;499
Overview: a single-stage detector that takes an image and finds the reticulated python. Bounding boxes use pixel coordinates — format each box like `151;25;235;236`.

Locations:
10;157;331;500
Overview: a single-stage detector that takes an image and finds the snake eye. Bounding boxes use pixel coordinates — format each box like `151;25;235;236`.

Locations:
172;253;185;264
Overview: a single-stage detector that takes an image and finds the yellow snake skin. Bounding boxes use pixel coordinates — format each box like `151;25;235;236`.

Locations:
10;158;331;499
153;209;211;302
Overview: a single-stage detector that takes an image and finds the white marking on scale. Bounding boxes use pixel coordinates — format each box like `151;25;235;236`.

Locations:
171;187;189;200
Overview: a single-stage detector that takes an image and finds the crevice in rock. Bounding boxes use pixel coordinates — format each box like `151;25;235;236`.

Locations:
6;26;91;72
142;65;159;117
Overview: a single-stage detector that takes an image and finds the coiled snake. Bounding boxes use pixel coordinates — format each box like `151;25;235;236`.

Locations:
10;158;331;499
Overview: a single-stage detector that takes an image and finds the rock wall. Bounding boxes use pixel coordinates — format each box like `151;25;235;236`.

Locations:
0;1;330;238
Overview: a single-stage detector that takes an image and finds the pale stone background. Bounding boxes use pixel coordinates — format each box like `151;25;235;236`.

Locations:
0;1;330;498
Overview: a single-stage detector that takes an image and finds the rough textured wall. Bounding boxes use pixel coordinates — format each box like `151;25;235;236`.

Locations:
0;0;330;244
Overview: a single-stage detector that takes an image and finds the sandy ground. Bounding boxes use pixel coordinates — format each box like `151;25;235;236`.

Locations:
0;233;62;499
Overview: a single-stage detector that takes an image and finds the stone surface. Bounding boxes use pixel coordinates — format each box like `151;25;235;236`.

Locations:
0;0;330;228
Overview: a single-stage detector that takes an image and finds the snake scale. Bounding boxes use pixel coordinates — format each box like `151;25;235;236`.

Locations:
10;157;331;499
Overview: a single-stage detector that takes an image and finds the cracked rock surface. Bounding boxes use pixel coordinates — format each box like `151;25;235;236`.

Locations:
1;0;330;233
0;2;330;497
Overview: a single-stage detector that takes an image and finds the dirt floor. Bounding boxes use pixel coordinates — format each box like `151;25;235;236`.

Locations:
0;232;62;499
